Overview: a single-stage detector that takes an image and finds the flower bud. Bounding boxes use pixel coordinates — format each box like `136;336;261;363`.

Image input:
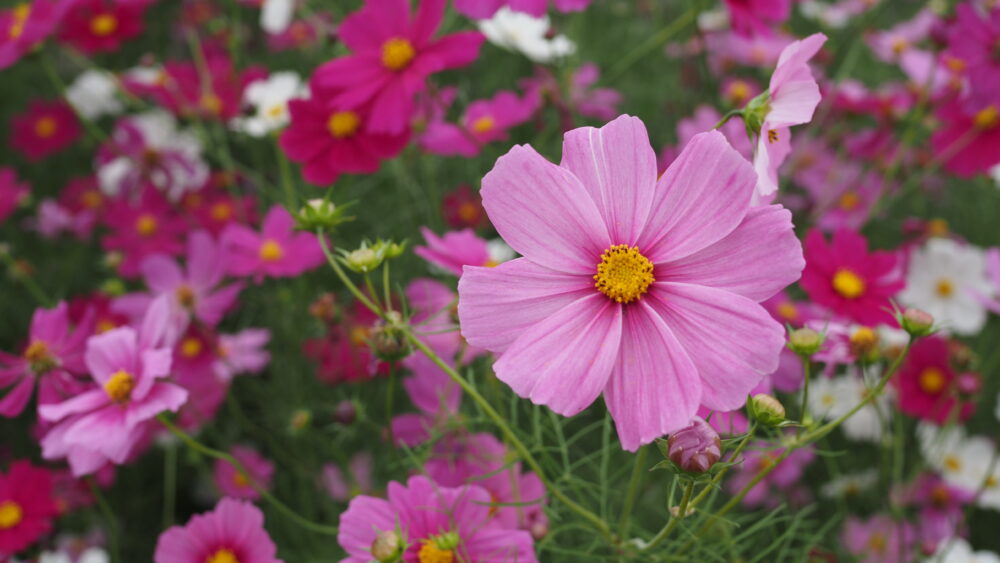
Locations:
99;278;127;297
343;246;384;273
296;199;340;231
849;327;879;361
900;308;934;337
667;417;721;474
371;530;403;563
370;311;410;362
288;409;311;433
749;394;786;427
333;400;357;425
956;372;981;396
787;328;823;357
742;90;770;135
529;520;548;541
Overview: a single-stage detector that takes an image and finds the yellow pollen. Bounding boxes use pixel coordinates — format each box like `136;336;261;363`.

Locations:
97;319;117;333
265;103;286;119
82;190;104;209
820;394;835;407
930;485;950;506
90;13;118;36
135;214;158;236
849;327;878;356
382;37;416;70
8;4;30;39
200;93;223;115
483;259;499;268
767;129;779;144
24;340;56;373
890;37;908;56
103;369;136;403
457;202;479;223
926;218;949;237
34;116;58;138
327;111;360;139
918;367;946;394
935;278;954;298
727;80;750;104
176;285;196;308
349;325;369;347
831;269;865;299
181;337;203;358
418;540;454;563
776;302;799;322
838;191;860;210
987;475;998;488
259;239;283;262
205;548;239;563
210;202;233;221
471;116;495;134
944;455;962;472
0;501;23;530
232;471;250;488
974;105;999;130
594;245;654;304
868;533;887;552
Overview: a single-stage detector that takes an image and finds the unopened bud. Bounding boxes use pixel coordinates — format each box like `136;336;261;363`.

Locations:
749;394;786;427
333;400;357;425
849;327;879;361
343;247;383;273
296;199;348;231
742;90;770;136
289;409;311;432
371;530;403;563
529;520;548;541
788;328;823;357
956;372;982;395
371;312;410;362
667;417;721;474
901;308;934;337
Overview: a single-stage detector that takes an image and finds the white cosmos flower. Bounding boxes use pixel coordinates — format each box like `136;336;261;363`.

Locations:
66;70;123;119
807;373;888;443
919;423;999;499
899;238;992;336
936;538;1000;563
231;71;305;137
820;469;878;499
261;0;294;34
487;239;516;265
478;7;575;63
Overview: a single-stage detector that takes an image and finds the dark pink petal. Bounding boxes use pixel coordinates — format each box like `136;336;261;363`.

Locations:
412;0;445;45
417;31;486;72
141;255;183;293
0;376;34;417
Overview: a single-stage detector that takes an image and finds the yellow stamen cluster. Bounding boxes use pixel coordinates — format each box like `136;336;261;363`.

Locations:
259;239;284;262
974;105;999;130
727;80;750;105
918;367;946;394
181;337;203;358
24;340;56;373
838;191;860;210
200;93;223;115
382;37;416;71
767;129;779;144
135;214;158;237
211;202;233;221
0;501;23;529
90;13;118;36
935;278;954;298
205;548;239;563
34;116;58;138
104;369;136;403
594;245;654;304
831;268;865;299
471;116;495;134
327;111;361;139
8;4;30;39
418;540;455;563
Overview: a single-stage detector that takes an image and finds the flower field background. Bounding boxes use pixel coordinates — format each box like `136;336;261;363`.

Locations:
1;0;1000;561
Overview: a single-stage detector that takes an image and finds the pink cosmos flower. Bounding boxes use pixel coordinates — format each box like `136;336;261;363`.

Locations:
894;336;975;425
101;187;188;277
415;227;496;276
678;105;752;159
931;98;1000;178
390;352;462;446
721;77;761;108
279;87;410;186
0;167;29;224
726;443;815;508
311;0;485;134
894;472;973;554
569;63;623;120
9;100;81;162
213;445;275;500
841;514;915;563
419;90;534;157
136;53;266;121
113;231;243;327
0;302;92;417
304;301;386;385
0;461;59;556
214;328;271;382
154;498;282;563
0;1;74;70
338;475;537;563
453;0;591;18
867;9;937;62
753;33;827;199
39;296;189;477
457;115;803;450
947;4;1000;109
724;0;791;36
704;29;792;71
322;453;374;502
800;229;905;326
58;0;146;54
221;205;324;282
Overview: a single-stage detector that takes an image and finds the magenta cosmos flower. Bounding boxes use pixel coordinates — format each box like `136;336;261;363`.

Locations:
724;0;791;37
800;228;905;326
154;498;282;563
9;100;81;162
338;475;537;563
947;4;1000;109
58;0;147;55
0;167;29;224
419;90;535;157
212;445;275;501
0;0;74;71
453;0;591;19
894;336;974;425
311;0;485;134
0;461;59;556
221;205;324;282
457;115;803;450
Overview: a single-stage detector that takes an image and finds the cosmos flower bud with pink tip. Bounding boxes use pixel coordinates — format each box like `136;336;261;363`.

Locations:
667;417;722;474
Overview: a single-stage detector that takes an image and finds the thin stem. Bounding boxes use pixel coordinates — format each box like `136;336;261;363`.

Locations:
382;261;392;314
404;332;615;542
606;6;697;82
644;480;695;551
316;231;383;317
158;415;340;536
713;109;743;130
1;251;53;307
87;477;121;563
162;444;177;528
364;273;382;312
799;357;812;435
617;445;649;537
385;361;397;446
274;135;297;209
41;50;107;143
684;423;757;510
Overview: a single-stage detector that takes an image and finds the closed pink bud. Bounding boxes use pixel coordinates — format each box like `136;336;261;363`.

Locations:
667;417;721;474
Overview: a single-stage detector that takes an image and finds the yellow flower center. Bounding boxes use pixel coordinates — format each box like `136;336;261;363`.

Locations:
727;80;750;105
930;485;950;506
205;548;239;563
200;93;223;115
232;471;250;488
8;4;30;39
34;116;58;138
82;189;104;209
135;214;158;236
104;369;136;403
935;278;954;298
767;129;779;144
259;239;284;262
838;191;860;210
0;501;23;529
350;325;369;347
868;533;887;552
457;202;479;223
24;340;56;373
944;455;962;472
975;105;999;130
176;285;196;308
776;302;799;322
849;326;878;357
820;393;835;407
986;475;998;489
918;367;946;394
417;540;454;563
211;202;233;221
594;245;655;304
471;116;495;134
327;111;360;139
382;37;416;71
831;268;865;299
181;337;203;358
927;218;949;237
890;37;908;56
265;103;286;119
90;13;118;36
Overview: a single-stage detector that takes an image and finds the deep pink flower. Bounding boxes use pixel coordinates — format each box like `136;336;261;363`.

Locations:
221;205;324;282
415;227;495;276
931;98;1000;178
800;229;905;326
0;1;74;70
39;296;189;476
338;475;537;563
136;53;266;121
894;336;975;424
419;90;534;157
704;29;793;71
9;100;81;162
841;514;915;563
724;0;791;36
58;0;146;54
154;498;282;563
458;115;803;450
454;0;590;18
0;461;59;556
947;4;1000;109
304;301;386;385
101;187;188;277
213;445;274;500
442;184;487;229
0;302;92;417
391;352;462;446
311;0;485;134
0;167;29;224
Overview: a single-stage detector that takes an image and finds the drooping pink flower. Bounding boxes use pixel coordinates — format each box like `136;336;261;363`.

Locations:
0;461;59;556
841;514;915;563
453;0;591;19
221;205;325;282
724;0;791;37
9;100;81;162
946;4;1000;109
800;229;905;326
894;336;975;425
390;352;462;446
101;187;189;277
338;475;537;563
458;115;803;450
753;33;827;199
212;445;275;500
154;498;282;563
415;227;496;276
0;167;29;225
214;328;271;382
0;1;74;70
570;63;623;121
311;0;485;134
931;99;1000;178
58;0;146;54
419;90;534;157
0;302;92;418
39;296;189;477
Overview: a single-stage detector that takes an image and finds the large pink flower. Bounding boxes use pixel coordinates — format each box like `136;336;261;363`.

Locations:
724;0;791;37
220;205;325;282
154;498;282;563
457;115;803;450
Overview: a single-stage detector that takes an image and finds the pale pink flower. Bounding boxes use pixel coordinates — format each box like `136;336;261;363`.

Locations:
415;227;496;276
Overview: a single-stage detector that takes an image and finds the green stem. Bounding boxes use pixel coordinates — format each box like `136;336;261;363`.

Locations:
617;445;649;537
87;477;121;563
713;109;743;130
606;6;697;82
40;50;107;143
644;480;695;551
1;251;53;307
799;358;812;434
684;423;757;510
274;136;297;210
158;415;339;536
316;231;383;317
364;273;382;311
385;362;397;446
162;445;177;528
382;261;392;313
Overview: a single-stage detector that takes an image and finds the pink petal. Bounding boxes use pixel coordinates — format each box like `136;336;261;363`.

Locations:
457;258;595;354
559;114;657;245
38;389;108;422
412;0;445;45
482;144;610;274
604;302;702;451
124;383;188;428
141;255;183;293
494;293;622;416
640;131;754;264
0;376;35;417
85;327;138;382
195;283;243;326
187;230;224;289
